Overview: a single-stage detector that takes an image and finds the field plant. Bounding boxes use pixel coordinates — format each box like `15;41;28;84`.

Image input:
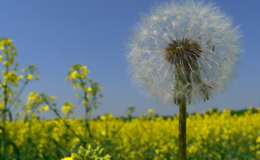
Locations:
61;145;111;160
126;0;242;159
2;104;260;159
0;37;108;160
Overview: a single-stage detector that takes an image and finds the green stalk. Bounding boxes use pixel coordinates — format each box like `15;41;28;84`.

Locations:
79;76;92;148
83;106;93;148
2;83;8;160
179;97;186;160
2;86;7;160
2;49;10;160
83;106;87;148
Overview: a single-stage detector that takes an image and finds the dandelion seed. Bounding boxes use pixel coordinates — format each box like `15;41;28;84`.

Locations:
126;0;242;159
126;0;242;106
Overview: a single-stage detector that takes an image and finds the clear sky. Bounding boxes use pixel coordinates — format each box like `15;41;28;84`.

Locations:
0;0;259;120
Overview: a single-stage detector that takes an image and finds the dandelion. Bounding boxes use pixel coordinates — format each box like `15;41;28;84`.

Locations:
126;0;242;159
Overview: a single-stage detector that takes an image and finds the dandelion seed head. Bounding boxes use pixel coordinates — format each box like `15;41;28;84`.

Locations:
126;0;242;106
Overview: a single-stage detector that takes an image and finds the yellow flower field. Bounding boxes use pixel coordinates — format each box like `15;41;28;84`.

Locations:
1;106;260;160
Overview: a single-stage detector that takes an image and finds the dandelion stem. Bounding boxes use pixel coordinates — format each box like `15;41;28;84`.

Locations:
179;97;186;160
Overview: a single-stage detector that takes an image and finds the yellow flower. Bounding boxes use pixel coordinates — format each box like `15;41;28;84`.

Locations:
34;74;39;80
83;101;88;106
27;105;32;109
27;74;33;80
21;68;27;72
11;45;17;50
70;70;78;79
80;66;87;71
7;39;13;44
0;44;4;50
256;137;260;143
0;39;6;44
17;75;23;80
100;115;106;121
148;109;155;115
37;107;44;113
61;157;72;160
2;70;6;76
83;86;92;92
50;96;56;100
3;61;9;67
43;105;49;111
77;83;82;89
62;106;70;114
61;102;75;114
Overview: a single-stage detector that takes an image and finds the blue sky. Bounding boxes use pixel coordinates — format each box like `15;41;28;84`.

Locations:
0;0;259;120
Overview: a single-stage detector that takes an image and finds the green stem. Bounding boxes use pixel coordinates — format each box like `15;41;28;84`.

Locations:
84;106;87;148
6;79;29;110
179;97;186;160
79;76;93;142
2;50;10;160
106;118;108;138
83;106;93;148
2;85;7;160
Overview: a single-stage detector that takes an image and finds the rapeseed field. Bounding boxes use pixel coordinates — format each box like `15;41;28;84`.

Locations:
1;106;260;160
